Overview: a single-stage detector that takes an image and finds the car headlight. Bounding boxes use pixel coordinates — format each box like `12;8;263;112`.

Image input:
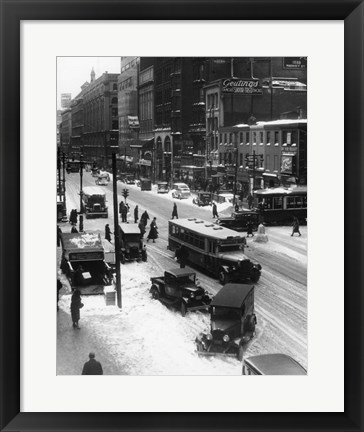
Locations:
206;333;213;340
223;334;230;342
190;292;195;298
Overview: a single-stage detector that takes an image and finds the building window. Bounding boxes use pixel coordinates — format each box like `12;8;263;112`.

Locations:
252;132;257;143
274;131;279;144
266;155;271;171
113;83;117;91
259;132;264;143
267;131;271;144
112;108;118;116
112;97;118;104
274;155;278;171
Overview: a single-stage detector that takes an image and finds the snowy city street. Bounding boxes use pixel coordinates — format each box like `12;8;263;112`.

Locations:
57;172;307;375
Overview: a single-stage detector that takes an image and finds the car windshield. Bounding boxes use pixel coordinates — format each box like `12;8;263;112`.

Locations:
219;244;242;252
167;274;195;285
87;196;104;204
211;307;241;320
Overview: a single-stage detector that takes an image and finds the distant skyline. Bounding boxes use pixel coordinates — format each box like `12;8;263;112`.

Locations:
57;57;121;109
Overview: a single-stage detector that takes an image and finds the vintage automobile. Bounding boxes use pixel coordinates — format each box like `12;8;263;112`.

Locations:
82;186;108;218
150;268;211;316
242;353;307;375
212;192;234;204
172;182;191;199
192;192;212;207
216;210;259;232
196;283;257;359
124;174;135;185
95;172;109;185
157;181;169;194
119;224;147;263
60;232;113;292
139;178;152;191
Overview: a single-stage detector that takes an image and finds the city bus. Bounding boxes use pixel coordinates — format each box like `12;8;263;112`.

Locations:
168;218;262;284
253;186;307;225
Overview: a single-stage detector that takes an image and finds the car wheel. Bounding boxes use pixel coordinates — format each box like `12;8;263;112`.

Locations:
181;302;187;317
150;286;159;300
250;268;260;283
218;269;227;285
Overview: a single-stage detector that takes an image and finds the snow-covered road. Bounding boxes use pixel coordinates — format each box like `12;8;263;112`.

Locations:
57;172;307;375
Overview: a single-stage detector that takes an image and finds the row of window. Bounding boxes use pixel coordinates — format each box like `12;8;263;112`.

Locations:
120;58;139;73
119;77;133;91
170;226;205;250
220;130;298;146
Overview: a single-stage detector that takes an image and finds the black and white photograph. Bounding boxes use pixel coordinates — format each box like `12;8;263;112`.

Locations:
56;56;307;376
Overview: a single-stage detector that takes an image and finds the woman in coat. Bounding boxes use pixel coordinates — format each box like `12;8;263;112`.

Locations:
105;224;111;242
147;217;158;243
70;289;83;329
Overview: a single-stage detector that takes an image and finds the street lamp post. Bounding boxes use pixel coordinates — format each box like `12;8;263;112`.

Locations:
112;153;122;309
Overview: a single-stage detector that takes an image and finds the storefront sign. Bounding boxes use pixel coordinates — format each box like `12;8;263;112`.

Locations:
128;116;140;129
283;57;307;70
281;154;296;174
222;78;262;95
139;158;151;166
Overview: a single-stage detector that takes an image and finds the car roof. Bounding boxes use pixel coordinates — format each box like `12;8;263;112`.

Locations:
169;218;246;240
158;181;168;185
173;183;188;187
166;267;195;277
61;232;103;252
83;186;106;196
119;224;141;235
244;354;307;375
211;283;254;308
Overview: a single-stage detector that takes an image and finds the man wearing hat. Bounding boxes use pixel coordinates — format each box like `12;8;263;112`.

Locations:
82;352;103;375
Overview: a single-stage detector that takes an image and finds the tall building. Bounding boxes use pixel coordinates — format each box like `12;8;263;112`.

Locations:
60;108;72;153
118;57;140;171
82;69;119;167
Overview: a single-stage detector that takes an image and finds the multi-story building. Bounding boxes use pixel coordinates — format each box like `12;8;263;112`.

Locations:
61;93;72;109
138;58;154;179
218;119;307;194
205;57;307;175
60;108;72;153
118;57;140;171
82;69;119;167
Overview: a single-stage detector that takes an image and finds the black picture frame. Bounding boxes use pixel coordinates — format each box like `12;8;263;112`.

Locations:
0;1;363;431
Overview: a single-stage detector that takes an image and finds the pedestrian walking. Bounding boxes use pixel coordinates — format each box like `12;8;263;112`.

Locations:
172;203;178;219
119;201;124;216
69;209;78;225
291;216;302;237
140;210;150;226
212;202;219;218
126;203;130;223
246;220;254;237
134;205;139;224
57;278;62;311
247;193;253;209
138;220;146;238
175;244;189;268
70;289;83;329
57;225;62;247
121;203;127;223
105;224;111;242
82;352;103;375
234;203;239;212
147;217;158;243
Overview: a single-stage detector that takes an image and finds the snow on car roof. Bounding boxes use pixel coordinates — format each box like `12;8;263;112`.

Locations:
119;223;142;235
61;232;103;251
166;267;195;277
244;354;306;375
83;186;106;196
169;218;245;240
211;283;254;308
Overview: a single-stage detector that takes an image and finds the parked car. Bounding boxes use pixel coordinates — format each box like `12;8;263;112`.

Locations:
150;268;211;316
216;210;259;232
119;224;147;264
60;232;113;292
242;354;307;375
157;182;169;194
195;283;257;359
172;182;191;199
192;192;212;207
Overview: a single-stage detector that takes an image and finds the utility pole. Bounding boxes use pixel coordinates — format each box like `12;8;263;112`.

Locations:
112;153;122;309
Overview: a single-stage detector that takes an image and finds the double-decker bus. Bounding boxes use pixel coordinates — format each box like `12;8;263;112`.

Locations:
254;186;307;225
168;218;262;284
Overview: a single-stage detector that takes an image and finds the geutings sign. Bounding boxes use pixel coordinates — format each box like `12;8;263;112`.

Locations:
222;78;263;95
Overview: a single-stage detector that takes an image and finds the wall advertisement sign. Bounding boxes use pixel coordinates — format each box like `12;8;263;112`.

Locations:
222;78;262;95
283;57;307;70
